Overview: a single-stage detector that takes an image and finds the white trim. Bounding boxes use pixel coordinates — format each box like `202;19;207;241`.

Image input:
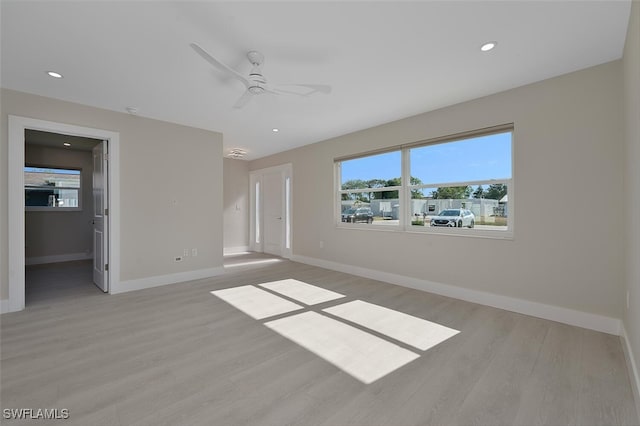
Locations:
621;324;640;420
8;117;26;312
25;206;82;212
291;254;622;336
0;299;9;314
112;267;225;294
249;163;293;259
224;246;251;255
26;252;93;266
8;116;121;311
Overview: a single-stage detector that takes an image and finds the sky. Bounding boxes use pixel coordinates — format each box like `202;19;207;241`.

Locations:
24;167;80;175
340;132;512;185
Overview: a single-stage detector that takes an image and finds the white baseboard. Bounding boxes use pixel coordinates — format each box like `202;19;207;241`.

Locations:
112;266;225;294
26;252;93;266
224;246;250;255
0;299;10;314
621;324;640;421
291;255;622;336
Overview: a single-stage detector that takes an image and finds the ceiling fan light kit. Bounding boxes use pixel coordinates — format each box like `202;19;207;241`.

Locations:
191;43;331;109
228;148;247;159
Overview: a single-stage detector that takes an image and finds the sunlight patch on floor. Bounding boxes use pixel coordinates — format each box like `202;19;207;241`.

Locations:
324;300;459;351
210;285;302;319
259;279;345;305
223;251;252;257
211;279;460;384
224;258;283;268
264;311;419;384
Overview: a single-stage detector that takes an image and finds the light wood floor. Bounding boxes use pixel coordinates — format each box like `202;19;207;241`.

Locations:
1;254;638;426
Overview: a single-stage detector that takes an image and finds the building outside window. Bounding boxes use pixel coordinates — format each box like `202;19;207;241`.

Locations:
24;166;81;210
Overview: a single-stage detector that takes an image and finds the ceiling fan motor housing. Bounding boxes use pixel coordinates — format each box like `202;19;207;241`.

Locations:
248;58;266;94
248;85;265;94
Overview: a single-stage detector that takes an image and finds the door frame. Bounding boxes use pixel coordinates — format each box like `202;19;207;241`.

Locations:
7;115;120;312
92;141;109;292
249;163;292;258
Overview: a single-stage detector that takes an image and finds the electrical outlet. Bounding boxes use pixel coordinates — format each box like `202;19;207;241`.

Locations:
183;248;190;257
319;241;324;249
174;256;183;262
192;248;198;257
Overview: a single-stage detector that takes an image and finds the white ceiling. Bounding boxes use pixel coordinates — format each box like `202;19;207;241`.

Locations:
25;130;101;152
1;1;631;160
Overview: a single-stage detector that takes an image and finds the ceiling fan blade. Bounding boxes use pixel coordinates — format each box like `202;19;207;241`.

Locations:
272;84;332;96
261;84;283;96
190;43;249;87
268;87;305;97
233;90;254;109
291;84;332;94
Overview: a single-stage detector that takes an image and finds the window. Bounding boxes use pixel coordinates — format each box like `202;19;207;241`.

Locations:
337;151;402;227
25;166;81;210
408;131;511;232
335;126;513;237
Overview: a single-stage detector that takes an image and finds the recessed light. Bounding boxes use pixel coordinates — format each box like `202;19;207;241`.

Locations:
47;71;63;78
272;128;279;133
63;142;71;147
480;41;497;52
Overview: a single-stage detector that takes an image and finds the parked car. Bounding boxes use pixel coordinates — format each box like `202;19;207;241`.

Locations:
430;209;475;228
342;207;374;223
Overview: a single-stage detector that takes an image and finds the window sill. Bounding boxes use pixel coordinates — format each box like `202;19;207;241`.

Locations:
336;222;513;240
26;207;83;212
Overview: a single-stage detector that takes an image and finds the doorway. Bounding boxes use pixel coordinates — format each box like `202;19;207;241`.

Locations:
7;116;120;312
24;130;108;302
249;164;292;258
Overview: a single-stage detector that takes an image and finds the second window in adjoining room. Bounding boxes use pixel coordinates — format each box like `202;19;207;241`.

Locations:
24;166;82;210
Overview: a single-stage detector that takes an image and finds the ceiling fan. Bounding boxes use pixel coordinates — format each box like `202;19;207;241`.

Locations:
190;43;332;109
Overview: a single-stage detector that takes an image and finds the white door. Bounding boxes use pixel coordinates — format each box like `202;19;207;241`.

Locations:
92;142;108;292
262;171;284;256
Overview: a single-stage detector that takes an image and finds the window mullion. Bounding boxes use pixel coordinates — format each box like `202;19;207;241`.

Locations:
339;186;402;195
401;148;410;230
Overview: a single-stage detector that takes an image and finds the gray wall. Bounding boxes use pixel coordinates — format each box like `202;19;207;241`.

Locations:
250;60;624;319
0;89;224;297
623;0;640;411
223;158;249;252
24;144;94;261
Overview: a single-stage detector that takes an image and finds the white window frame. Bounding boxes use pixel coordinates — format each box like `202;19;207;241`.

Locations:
335;125;514;239
24;164;83;211
335;158;404;231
